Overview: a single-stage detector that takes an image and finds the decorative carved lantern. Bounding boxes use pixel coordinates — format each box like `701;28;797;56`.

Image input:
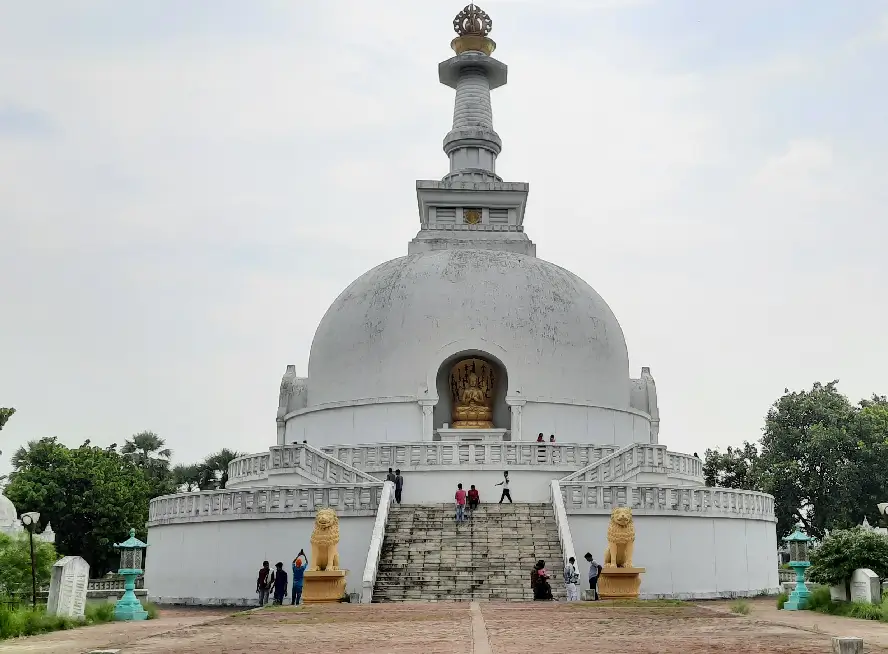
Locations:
113;528;149;621
782;529;812;611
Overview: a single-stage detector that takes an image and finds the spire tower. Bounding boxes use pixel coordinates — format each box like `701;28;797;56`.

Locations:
410;4;534;256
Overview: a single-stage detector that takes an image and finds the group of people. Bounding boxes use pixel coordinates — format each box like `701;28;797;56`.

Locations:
453;471;513;522
532;552;602;601
385;468;405;504
256;550;309;606
536;433;557;443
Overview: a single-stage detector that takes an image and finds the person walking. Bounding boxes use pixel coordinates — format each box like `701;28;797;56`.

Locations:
496;471;512;503
564;556;580;601
585;552;601;600
455;483;467;523
394;469;404;504
271;562;288;605
256;560;272;606
291;549;308;605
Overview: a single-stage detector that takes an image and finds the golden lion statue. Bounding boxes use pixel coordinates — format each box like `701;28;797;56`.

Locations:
604;506;635;568
310;508;341;571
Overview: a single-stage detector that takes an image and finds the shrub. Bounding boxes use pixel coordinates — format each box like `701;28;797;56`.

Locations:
806;586;833;612
85;602;115;624
0;603;116;640
0;534;56;597
144;602;159;620
809;528;888;589
776;592;788;609
730;600;750;615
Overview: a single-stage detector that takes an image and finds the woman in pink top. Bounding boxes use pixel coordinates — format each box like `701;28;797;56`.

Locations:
455;483;467;523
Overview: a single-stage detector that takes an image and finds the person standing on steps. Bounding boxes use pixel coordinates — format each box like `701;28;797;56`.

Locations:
585;552;601;600
467;484;480;514
394;469;404;504
564;556;580;601
455;483;467;523
386;468;396;505
496;471;512;503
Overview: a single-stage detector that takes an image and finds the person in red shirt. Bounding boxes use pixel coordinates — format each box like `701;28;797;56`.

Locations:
455;483;467;523
467;484;480;512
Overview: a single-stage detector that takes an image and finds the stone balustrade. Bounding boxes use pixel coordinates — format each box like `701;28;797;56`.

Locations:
227;443;380;487
560;443;702;484
550;480;576;572
88;576;144;591
667;451;703;480
362;480;395;603
322;442;619;471
148;484;384;526
560;482;775;520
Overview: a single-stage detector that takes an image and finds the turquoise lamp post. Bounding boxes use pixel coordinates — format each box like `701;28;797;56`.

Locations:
782;529;812;610
113;528;148;621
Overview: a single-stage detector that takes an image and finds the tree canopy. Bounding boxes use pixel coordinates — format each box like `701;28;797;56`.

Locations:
0;532;56;596
809;527;888;586
705;382;888;539
4;438;151;575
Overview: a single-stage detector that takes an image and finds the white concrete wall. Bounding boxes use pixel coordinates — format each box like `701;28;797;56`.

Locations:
283;402;420;446
145;516;374;605
568;514;779;599
282;400;651;449
522;402;651;445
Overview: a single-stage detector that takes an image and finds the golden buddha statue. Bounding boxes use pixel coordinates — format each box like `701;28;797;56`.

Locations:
453;370;494;429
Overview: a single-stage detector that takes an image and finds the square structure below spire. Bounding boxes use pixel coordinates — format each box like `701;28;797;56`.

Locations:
409;179;535;256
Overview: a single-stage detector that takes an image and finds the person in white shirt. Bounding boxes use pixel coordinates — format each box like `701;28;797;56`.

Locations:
564;556;580;601
495;471;512;503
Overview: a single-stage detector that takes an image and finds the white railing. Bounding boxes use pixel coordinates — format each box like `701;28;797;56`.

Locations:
322;442;619;471
559;443;702;484
667;451;703;480
559;483;775;520
148;483;384;525
228;443;381;486
550;480;576;571
361;481;395;604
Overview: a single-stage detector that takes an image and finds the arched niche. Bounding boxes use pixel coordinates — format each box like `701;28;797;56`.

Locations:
433;350;510;432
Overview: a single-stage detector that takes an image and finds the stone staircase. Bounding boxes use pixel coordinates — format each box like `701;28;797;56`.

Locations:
373;503;566;602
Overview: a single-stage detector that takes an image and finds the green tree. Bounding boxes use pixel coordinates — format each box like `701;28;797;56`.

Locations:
703;442;761;489
0;532;56;596
808;528;888;593
0;407;14;462
121;431;175;497
200;449;243;490
171;463;203;492
4;437;151;575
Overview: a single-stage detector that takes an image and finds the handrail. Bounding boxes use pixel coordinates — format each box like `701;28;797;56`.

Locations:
559;443;638;482
361;480;395;603
550;479;576;573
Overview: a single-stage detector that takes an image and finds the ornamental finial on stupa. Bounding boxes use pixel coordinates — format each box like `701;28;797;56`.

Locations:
451;3;496;56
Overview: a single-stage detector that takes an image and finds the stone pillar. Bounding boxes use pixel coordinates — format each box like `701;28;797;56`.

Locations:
419;400;437;441
506;397;526;441
832;637;863;654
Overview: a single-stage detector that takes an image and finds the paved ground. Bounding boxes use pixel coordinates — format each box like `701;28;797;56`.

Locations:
3;600;888;653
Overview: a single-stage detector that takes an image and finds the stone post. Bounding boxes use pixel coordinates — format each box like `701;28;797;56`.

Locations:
832;637;863;654
506;397;525;441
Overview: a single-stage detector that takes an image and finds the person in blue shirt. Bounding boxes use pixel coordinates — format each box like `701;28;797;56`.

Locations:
292;548;309;605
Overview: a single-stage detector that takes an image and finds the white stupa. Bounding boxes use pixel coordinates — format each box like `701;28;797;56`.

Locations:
146;4;778;605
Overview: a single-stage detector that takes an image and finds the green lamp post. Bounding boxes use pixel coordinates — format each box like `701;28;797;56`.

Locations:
782;528;812;610
113;528;148;621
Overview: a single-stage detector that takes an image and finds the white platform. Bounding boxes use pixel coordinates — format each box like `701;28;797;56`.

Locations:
437;428;508;442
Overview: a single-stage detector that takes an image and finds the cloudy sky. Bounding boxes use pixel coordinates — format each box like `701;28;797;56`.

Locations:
2;0;886;472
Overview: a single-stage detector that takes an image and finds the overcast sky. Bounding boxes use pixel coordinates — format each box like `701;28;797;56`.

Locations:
2;0;886;473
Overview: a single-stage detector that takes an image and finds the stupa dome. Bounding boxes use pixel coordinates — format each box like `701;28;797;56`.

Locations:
0;491;18;528
307;248;630;409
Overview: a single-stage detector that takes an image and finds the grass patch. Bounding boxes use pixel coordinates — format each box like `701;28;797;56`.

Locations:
799;585;888;622
144;602;159;620
0;602;115;640
730;600;750;615
776;592;788;610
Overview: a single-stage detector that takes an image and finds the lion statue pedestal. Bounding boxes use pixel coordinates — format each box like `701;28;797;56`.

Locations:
303;508;347;604
598;507;645;600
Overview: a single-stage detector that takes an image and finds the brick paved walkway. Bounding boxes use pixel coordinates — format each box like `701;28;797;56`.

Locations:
4;600;888;653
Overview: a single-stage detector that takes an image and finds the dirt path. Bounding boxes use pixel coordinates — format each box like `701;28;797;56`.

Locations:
4;600;888;653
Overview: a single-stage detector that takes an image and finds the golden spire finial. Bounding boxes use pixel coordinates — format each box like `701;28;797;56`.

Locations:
450;4;496;55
